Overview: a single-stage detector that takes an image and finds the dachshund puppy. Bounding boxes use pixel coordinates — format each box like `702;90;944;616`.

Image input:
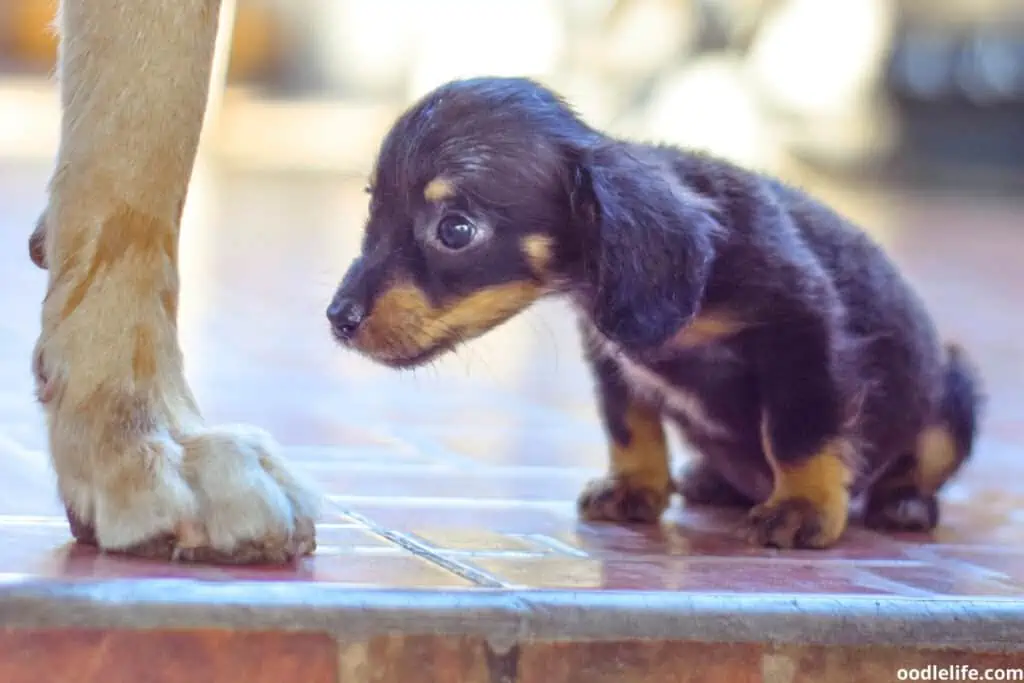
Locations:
327;77;982;549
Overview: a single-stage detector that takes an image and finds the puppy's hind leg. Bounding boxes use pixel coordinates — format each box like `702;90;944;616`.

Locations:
36;0;320;563
864;344;981;532
744;311;855;549
677;457;756;508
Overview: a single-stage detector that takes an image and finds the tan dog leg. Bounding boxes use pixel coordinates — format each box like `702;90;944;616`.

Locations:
34;0;320;563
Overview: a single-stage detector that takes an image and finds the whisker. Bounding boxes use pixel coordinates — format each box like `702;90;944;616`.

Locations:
453;334;493;378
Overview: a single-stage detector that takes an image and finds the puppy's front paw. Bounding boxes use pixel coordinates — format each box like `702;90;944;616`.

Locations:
577;476;671;524
744;495;848;549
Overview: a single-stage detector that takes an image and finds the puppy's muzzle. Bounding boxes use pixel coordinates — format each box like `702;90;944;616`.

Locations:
326;295;367;342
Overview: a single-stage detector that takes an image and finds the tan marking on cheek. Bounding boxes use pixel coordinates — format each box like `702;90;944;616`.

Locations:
357;285;433;356
915;425;959;494
671;311;746;348
59;204;176;320
424;177;455;203
434;283;543;341
521;234;554;275
358;281;542;357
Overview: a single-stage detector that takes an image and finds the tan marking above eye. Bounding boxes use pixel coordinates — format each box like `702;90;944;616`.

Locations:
521;234;554;275
423;177;455;203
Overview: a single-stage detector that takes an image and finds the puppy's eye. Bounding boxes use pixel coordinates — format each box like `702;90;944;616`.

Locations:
436;214;478;250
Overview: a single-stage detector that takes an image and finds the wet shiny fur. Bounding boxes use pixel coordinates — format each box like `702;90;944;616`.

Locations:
329;77;982;549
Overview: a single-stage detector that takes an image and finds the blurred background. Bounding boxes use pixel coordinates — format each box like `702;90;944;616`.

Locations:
4;0;1024;181
1;0;1022;462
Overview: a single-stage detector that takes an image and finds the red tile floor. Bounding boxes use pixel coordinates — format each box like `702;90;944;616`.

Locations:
2;160;1024;680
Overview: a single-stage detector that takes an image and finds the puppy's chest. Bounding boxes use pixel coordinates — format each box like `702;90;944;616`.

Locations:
592;333;757;441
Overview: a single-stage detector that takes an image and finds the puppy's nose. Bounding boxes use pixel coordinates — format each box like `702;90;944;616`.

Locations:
327;297;366;341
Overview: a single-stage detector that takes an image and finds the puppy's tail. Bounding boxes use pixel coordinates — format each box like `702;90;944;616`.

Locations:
922;343;983;493
941;344;982;464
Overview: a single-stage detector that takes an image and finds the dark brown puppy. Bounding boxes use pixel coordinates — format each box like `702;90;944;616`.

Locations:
327;77;982;549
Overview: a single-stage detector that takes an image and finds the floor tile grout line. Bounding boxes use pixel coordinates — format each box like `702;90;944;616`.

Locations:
326;494;573;510
340;509;511;589
904;545;1021;586
842;566;938;598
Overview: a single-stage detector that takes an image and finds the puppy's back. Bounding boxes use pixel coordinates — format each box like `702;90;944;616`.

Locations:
664;148;948;464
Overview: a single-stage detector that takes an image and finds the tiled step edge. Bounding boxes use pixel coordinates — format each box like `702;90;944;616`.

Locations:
0;582;1021;653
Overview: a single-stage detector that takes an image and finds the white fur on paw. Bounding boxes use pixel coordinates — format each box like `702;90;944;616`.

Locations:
88;433;200;550
58;424;322;562
179;425;322;554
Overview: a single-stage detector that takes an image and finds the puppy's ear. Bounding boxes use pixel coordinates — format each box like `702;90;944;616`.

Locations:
576;144;720;350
